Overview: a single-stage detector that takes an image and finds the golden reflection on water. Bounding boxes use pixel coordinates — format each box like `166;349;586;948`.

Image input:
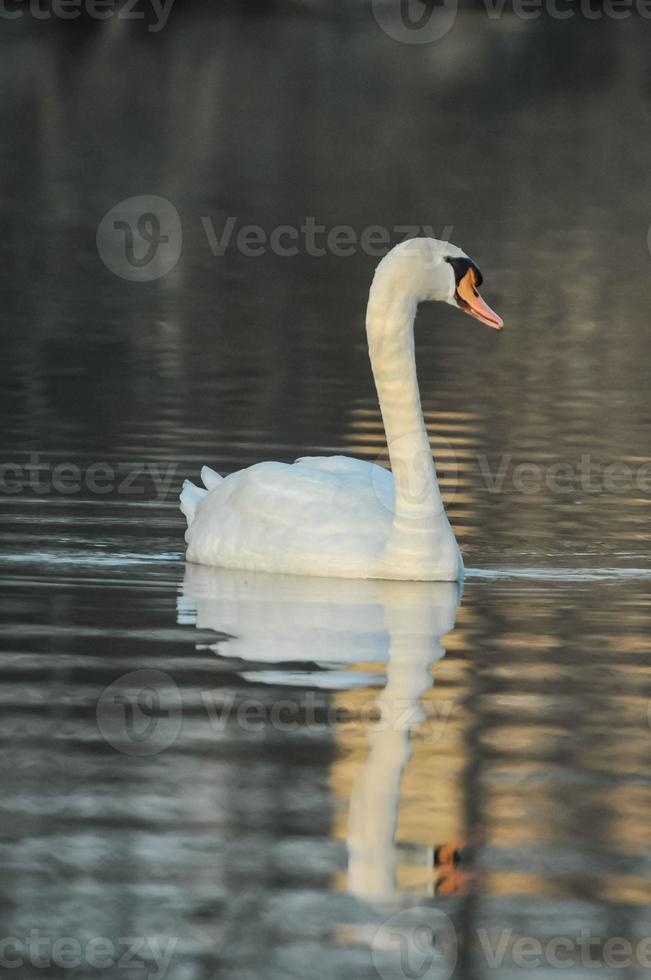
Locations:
322;572;651;909
329;603;473;898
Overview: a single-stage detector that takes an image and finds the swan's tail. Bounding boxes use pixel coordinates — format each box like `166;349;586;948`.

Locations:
180;481;205;526
200;465;223;491
180;466;223;527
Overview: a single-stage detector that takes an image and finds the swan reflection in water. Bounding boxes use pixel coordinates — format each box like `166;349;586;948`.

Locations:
179;563;473;899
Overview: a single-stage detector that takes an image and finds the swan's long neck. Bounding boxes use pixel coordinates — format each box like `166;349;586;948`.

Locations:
366;279;444;523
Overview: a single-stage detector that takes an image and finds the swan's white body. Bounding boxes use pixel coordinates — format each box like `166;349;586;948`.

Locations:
181;238;502;581
182;455;460;580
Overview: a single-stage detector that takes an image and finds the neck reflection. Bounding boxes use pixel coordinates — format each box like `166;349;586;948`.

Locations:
179;564;462;900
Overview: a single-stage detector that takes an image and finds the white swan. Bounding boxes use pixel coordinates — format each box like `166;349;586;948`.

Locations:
181;237;503;581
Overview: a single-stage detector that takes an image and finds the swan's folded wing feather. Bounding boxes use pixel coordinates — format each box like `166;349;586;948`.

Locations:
185;458;394;574
226;460;392;526
293;455;394;507
295;454;383;475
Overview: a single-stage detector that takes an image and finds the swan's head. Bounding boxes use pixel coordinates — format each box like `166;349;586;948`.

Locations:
377;237;504;330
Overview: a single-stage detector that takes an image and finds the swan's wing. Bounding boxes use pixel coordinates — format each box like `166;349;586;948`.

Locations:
295;454;384;474
294;455;393;502
227;458;394;524
219;458;393;525
184;457;394;575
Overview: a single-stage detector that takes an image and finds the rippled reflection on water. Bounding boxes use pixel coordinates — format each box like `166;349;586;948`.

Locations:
2;9;651;980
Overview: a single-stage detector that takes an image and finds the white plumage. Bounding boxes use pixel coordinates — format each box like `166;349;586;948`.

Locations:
181;237;502;581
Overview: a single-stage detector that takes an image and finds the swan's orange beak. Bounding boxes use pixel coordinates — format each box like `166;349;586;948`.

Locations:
456;268;503;330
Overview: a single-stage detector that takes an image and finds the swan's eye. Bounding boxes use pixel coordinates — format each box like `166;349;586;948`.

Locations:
445;256;483;288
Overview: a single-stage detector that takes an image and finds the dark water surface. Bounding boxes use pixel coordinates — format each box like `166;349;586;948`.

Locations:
2;9;651;980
